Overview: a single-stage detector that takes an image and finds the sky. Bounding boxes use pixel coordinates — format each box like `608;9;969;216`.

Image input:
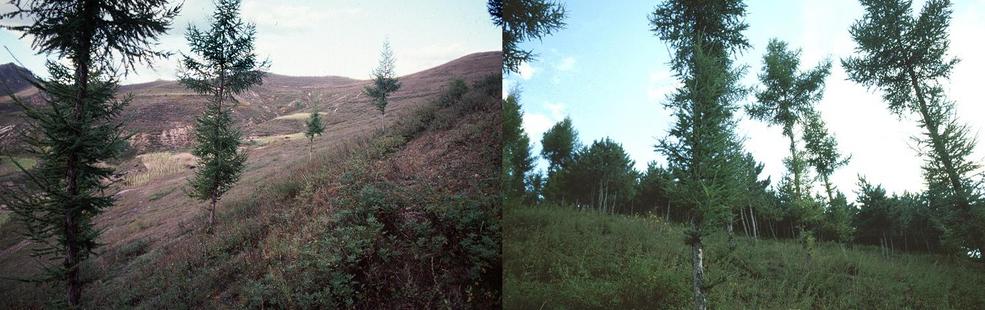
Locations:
504;0;985;202
0;0;500;84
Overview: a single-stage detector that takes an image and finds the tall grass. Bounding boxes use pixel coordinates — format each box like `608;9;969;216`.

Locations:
505;204;985;309
122;152;190;187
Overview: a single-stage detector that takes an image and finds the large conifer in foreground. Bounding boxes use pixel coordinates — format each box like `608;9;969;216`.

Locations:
179;0;268;233
842;0;984;258
0;0;178;306
364;40;401;133
650;1;750;308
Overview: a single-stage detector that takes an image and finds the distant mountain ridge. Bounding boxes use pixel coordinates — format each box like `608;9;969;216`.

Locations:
0;63;36;94
0;51;501;152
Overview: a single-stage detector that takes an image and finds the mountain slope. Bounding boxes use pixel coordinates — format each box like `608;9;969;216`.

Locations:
0;52;501;152
0;52;502;308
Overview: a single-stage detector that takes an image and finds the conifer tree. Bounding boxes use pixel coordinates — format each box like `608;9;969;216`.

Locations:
802;110;849;205
491;0;567;74
0;0;178;306
503;94;534;204
650;1;750;308
179;0;268;233
364;40;401;133
748;39;831;201
305;112;325;161
842;0;984;258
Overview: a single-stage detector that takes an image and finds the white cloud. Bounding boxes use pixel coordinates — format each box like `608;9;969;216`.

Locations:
545;102;566;120
523;113;554;141
518;62;536;80
556;56;576;71
646;69;677;102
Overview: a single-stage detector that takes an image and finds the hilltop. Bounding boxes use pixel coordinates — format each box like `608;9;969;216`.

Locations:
0;51;502;308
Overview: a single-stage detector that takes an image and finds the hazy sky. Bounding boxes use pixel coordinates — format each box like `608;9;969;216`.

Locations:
505;0;985;202
0;0;499;84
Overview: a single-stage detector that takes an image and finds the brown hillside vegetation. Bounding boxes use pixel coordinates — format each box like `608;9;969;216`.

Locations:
0;52;499;152
0;52;502;308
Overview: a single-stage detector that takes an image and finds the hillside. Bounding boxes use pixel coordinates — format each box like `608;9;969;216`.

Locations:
0;52;500;153
505;205;985;309
0;52;502;308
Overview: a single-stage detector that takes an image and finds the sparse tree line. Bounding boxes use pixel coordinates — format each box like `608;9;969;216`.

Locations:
0;0;399;307
503;0;985;308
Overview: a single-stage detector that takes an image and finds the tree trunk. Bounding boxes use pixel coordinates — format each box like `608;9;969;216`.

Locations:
666;200;671;222
65;1;98;306
727;218;736;250
381;110;386;132
689;220;708;310
208;191;217;234
750;206;759;239
788;133;802;199
822;175;835;206
739;208;749;237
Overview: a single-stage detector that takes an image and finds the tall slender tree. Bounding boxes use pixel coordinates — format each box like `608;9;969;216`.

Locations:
305;111;325;161
748;39;831;201
364;40;401;133
491;0;567;74
650;1;750;308
802;109;849;205
842;0;984;258
503;94;534;204
0;1;179;306
179;0;268;233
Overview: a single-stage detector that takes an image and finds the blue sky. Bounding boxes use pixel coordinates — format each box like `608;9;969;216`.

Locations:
0;0;500;84
505;0;985;202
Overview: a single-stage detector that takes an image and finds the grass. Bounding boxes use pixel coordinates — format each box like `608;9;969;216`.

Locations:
250;132;306;146
272;112;327;121
123;152;193;187
505;205;985;309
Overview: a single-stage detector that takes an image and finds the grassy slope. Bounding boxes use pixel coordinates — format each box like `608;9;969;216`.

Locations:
505;205;985;309
0;76;501;309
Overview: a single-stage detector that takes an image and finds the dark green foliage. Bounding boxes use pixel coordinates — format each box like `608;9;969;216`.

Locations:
540;117;579;174
564;138;638;213
493;0;567;74
305;112;324;160
363;40;401;132
842;0;984;258
179;0;268;232
439;79;469;107
0;0;178;306
650;2;751;306
502;94;534;204
634;162;674;216
305;112;324;142
818;192;855;243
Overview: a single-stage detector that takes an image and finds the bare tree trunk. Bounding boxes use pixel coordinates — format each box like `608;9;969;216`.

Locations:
689;219;708;310
749;206;759;239
727;218;736;250
381;110;386;132
666;200;671;222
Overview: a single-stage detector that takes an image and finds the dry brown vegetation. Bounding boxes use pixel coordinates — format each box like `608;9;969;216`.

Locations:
0;52;502;308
